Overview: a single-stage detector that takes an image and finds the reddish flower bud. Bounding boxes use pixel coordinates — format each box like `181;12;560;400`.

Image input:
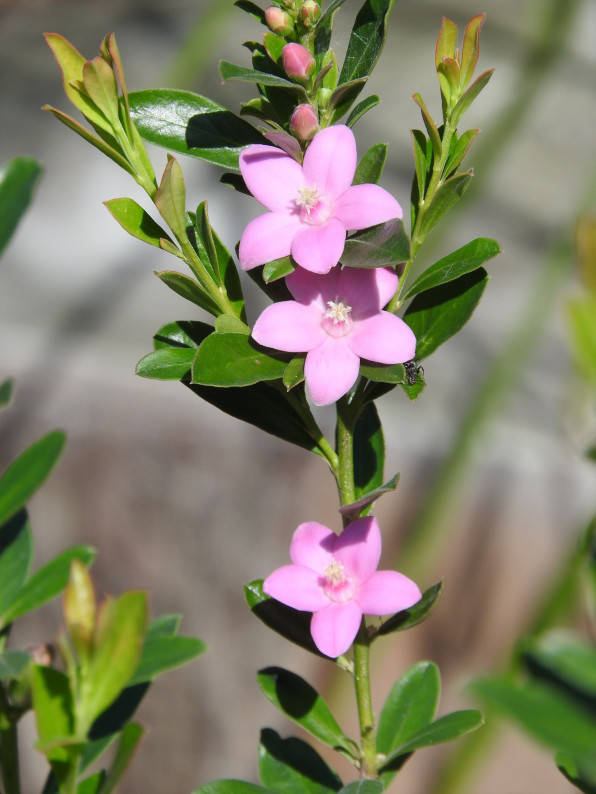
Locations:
299;0;321;28
290;104;319;141
282;43;315;83
265;6;295;37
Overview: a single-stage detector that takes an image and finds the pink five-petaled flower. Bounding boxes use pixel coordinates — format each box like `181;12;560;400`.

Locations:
238;125;403;274
263;517;422;658
252;265;417;406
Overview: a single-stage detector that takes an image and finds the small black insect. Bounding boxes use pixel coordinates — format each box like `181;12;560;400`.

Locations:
404;359;424;386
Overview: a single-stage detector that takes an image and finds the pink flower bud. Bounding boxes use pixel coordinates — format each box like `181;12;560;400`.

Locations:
265;6;294;37
282;43;315;83
290;104;319;141
299;0;321;27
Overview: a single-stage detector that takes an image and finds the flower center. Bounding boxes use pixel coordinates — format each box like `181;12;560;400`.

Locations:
323;558;354;603
295;184;331;225
295;184;320;213
322;297;353;338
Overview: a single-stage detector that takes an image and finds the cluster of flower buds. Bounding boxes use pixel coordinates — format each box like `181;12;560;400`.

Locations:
264;0;321;40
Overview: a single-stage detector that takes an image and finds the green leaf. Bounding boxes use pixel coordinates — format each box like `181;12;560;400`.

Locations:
215;315;250;335
0;649;31;680
342;220;410;269
135;348;195;381
451;69;494;127
0;378;13;409
1;545;95;626
412;94;441;160
259;728;342;793
524;633;596;698
129;634;206;686
104;198;171;248
155;271;219;317
0;510;33;618
377;661;440;762
258;668;356;757
263;256;296;283
129;89;265;171
360;363;405;385
80;592;147;732
220;61;304;93
376;580;444;636
418;172;473;239
192;333;288;387
353;402;384;503
471;676;596;762
245;579;323;658
152;320;213;351
145;614;181;640
404;268;489;361
283;356;306;390
97;722;144;794
353;142;387;186
155;157;187;240
346;95;380;128
339;474;399;522
32;666;76;760
77;772;105;794
403;238;500;300
380;710;483;772
411;130;430;210
193;783;275;794
234;0;266;23
0;157;42;257
338;783;383;794
338;0;397;87
328;79;369;123
0;430;66;527
557;752;596;793
443;129;479;178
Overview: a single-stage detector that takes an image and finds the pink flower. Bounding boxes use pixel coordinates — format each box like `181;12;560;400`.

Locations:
252;266;416;406
238;125;402;274
263;517;422;658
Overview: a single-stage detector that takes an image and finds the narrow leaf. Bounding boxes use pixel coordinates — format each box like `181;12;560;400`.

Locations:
376;580;444;636
32;666;75;761
341;219;410;269
220;61;304;92
339;0;397;86
104;198;171;247
259;728;342;793
346;95;380;128
97;722;144;794
460;14;486;90
155;271;219;316
129;635;206;685
353;142;387;186
154;157;187;239
451;69;494;127
443;129;479;178
0;157;42;256
339;474;399;521
353;402;384;501
412;94;441;159
0;510;33;618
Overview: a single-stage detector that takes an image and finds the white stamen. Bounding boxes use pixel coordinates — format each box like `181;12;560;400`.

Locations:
324;298;352;325
296;184;320;213
325;559;345;586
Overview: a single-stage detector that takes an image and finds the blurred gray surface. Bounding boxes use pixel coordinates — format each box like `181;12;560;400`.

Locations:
1;0;596;791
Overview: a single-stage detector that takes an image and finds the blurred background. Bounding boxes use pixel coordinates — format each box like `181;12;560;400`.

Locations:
1;0;596;791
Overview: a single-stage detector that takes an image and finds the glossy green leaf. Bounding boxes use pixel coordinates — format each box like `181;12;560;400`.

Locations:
82;57;119;126
346;95;380;128
0;510;33;618
1;545;95;627
472;676;596;761
404;238;500;300
353;402;384;502
404;268;488;361
129;89;265;171
32;666;76;760
338;0;397;86
77;772;105;794
104;198;171;248
145;614;180;640
328;78;369;122
155;271;219;316
80;592;147;731
135;348;195;381
193;783;275;794
263;256;296;283
0;431;66;527
220;60;303;93
524;633;596;697
282;356;305;390
85;682;149;745
153;320;213;351
245;579;322;658
129;634;206;686
411;129;431;212
215;315;250;335
377;661;439;760
419;172;473;239
353;142;387;186
259;728;342;793
342;220;410;269
0;157;42;257
435;17;458;68
192;333;288;387
376;580;444;637
0;378;13;409
338;783;383;794
444;129;479;178
360;362;405;385
97;722;144;794
0;649;31;680
557;752;596;793
235;0;266;22
258;667;356;757
155;157;186;239
339;474;399;522
451;69;494;128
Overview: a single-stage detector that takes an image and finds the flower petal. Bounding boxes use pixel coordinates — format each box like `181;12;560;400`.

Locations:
333;516;381;585
240;145;304;212
290;521;336;571
239;212;301;270
356;570;422;616
337;267;398;315
333;183;402;231
304;337;360;406
253;301;325;352
349;313;417;364
291;217;346;273
310;600;362;658
286;267;340;309
264;565;328;611
302;125;357;202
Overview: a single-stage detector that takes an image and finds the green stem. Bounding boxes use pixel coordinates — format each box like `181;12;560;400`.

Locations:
353;621;377;778
177;234;241;318
336;398;356;511
0;684;20;794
